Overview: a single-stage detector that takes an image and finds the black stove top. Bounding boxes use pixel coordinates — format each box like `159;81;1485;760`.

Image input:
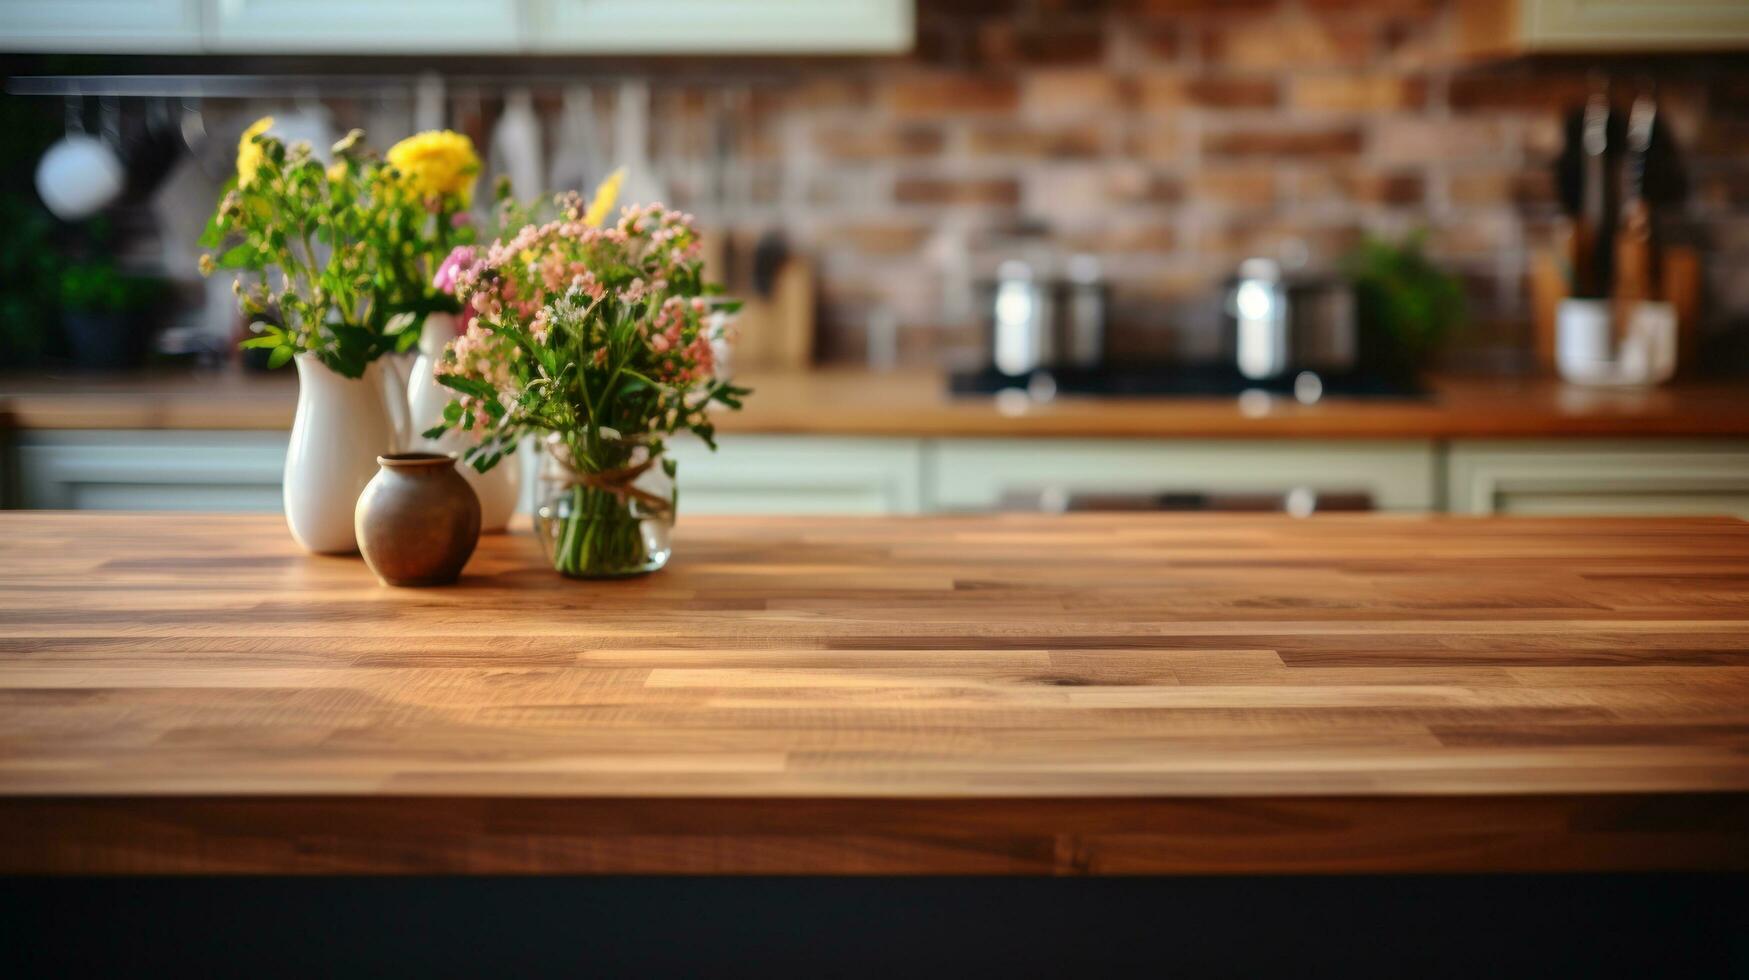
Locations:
948;363;1426;400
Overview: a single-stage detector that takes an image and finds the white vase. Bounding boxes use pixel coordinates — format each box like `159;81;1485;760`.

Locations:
379;350;416;450
406;314;456;449
408;313;522;533
284;353;401;554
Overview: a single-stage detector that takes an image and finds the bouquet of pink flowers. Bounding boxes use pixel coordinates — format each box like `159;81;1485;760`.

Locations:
425;171;747;577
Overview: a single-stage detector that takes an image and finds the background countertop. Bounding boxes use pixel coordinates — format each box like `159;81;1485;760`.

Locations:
4;368;1749;439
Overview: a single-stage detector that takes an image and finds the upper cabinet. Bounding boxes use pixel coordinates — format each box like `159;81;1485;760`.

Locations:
530;0;911;53
0;0;201;52
1458;0;1749;57
0;0;912;53
206;0;522;53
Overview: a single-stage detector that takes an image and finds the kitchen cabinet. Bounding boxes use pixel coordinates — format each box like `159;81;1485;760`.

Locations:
15;430;1749;519
8;431;924;516
1447;439;1749;517
14;430;288;511
929;439;1439;513
204;0;522;53
0;0;911;54
1457;0;1749;57
0;0;201;53
530;0;911;53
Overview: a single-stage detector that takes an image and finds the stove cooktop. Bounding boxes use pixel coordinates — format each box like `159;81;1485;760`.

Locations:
948;363;1427;400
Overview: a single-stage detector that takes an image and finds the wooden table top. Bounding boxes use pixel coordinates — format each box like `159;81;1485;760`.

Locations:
5;368;1749;439
2;512;1747;874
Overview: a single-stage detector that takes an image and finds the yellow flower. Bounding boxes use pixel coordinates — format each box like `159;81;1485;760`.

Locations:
386;130;480;206
236;116;274;188
326;161;347;183
584;168;626;227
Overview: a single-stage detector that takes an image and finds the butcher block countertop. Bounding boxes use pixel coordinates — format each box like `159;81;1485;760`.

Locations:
4;368;1749;438
1;512;1747;875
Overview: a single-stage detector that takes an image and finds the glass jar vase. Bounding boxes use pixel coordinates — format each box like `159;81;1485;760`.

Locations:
534;439;674;578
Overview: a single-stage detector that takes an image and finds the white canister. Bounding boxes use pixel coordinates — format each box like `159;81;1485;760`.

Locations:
1557;299;1677;387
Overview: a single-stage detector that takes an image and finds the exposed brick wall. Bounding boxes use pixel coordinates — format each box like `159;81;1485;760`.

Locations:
700;0;1749;368
174;1;1746;369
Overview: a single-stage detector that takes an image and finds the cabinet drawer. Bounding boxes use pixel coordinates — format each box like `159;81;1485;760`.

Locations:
665;435;924;515
1447;440;1749;517
15;431;288;512
930;439;1438;512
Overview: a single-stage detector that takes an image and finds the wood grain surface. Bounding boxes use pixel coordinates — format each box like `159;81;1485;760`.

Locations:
1;512;1747;874
5;368;1749;438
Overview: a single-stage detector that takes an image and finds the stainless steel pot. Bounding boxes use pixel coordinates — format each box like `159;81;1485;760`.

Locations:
1223;258;1356;380
990;260;1056;376
985;256;1106;376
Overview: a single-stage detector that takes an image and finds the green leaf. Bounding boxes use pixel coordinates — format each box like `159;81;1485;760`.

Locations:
712;382;751;410
217;242;257;267
266;345;294;370
239;335;281;350
320;345;369;379
198;216;228;250
437;374;499;401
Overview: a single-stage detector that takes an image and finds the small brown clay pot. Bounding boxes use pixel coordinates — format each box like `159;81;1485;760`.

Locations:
354;453;481;587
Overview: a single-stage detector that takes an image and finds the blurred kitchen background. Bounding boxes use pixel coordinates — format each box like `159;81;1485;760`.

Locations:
2;0;1747;518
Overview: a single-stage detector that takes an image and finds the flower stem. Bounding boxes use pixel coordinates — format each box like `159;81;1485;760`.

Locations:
551;484;650;578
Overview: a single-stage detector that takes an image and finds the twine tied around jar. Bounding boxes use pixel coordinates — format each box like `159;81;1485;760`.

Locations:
545;439;673;520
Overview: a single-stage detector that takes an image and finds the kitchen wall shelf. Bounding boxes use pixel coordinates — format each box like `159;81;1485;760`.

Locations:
4;71;795;99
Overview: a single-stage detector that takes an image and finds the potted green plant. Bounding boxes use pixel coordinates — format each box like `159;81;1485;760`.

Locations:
1342;232;1465;382
59;257;164;371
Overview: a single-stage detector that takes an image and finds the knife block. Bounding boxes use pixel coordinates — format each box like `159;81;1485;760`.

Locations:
698;232;816;372
1530;243;1701;376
